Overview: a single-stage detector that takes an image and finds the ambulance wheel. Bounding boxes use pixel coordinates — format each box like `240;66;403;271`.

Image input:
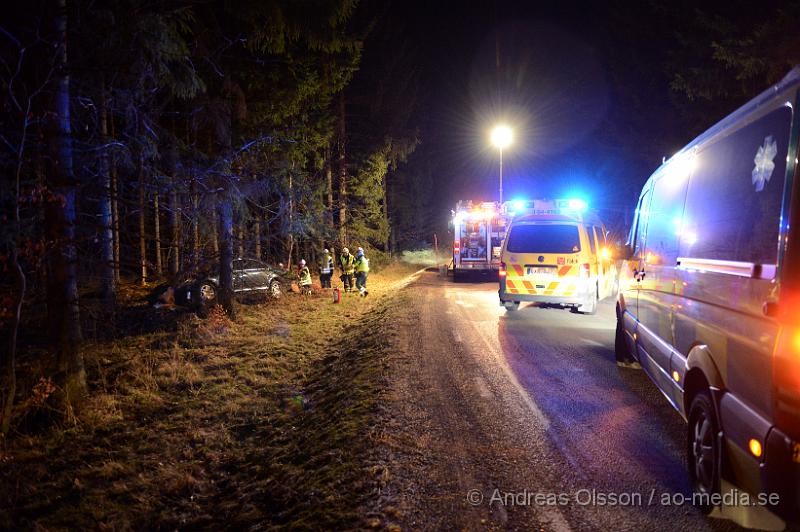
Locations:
503;301;519;311
687;391;721;514
579;285;598;315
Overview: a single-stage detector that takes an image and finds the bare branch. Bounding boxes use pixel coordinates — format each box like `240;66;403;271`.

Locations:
0;24;23;49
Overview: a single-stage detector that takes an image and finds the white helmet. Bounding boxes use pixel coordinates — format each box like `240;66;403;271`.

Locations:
300;259;306;266
342;247;349;254
357;247;364;253
323;248;329;254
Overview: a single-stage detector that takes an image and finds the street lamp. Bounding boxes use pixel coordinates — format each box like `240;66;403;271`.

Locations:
490;125;512;203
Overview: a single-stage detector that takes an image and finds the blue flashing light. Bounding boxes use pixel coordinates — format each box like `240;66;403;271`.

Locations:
513;200;525;211
567;198;588;212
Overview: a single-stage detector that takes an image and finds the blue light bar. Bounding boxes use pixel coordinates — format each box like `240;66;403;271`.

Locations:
567;198;588;212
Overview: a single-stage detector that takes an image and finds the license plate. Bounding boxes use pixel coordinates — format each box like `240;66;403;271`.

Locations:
793;443;800;463
527;267;555;275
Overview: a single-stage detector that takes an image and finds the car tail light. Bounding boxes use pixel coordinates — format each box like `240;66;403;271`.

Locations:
454;240;460;254
581;263;591;278
499;261;507;277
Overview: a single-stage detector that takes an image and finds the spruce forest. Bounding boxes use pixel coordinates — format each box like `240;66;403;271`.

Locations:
1;0;423;428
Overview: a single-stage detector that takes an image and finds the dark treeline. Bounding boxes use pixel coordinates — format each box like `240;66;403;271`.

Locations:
0;0;423;431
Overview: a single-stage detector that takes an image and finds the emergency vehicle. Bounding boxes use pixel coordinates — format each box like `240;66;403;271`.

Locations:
498;199;616;313
615;67;800;521
451;200;509;280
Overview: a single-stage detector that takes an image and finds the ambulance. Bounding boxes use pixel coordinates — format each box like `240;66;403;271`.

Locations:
615;67;800;521
498;199;616;313
451;200;509;280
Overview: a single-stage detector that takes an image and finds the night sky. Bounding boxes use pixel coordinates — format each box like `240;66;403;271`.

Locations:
368;0;768;235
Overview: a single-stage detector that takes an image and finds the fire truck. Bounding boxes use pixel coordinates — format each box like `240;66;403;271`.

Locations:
451;200;510;280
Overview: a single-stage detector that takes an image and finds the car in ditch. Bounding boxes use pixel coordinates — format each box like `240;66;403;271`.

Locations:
148;258;293;308
194;258;292;303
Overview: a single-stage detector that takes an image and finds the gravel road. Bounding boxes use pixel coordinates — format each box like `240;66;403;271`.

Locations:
365;270;791;531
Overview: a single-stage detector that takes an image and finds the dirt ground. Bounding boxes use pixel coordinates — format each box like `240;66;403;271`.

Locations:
0;263;423;531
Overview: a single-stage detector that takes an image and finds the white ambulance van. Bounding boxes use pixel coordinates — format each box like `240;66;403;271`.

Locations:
498;199;615;313
616;67;800;521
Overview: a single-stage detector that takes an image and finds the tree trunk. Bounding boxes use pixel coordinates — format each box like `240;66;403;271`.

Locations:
98;79;114;300
383;172;390;254
286;171;294;267
263;210;271;262
217;197;235;318
154;191;162;276
286;237;294;268
110;115;120;282
325;146;334;240
337;92;347;245
167;126;180;275
211;195;219;256
138;153;147;285
192;179;200;267
45;0;86;406
254;216;261;260
2;248;24;435
170;187;180;274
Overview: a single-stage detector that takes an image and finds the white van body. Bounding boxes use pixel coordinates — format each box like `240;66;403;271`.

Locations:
616;67;800;520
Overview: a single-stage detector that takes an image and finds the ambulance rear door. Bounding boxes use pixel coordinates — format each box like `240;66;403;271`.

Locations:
504;222;583;297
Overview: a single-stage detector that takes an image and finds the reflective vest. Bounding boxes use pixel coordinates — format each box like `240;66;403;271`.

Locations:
320;254;333;274
340;253;355;274
355;255;369;273
299;266;312;285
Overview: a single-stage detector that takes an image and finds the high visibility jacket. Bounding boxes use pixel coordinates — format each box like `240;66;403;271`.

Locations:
355;255;369;273
339;253;355;274
299;266;312;285
320;254;333;274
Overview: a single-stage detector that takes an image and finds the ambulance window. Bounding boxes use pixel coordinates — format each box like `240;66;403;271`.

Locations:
633;189;651;257
506;224;581;254
644;168;689;266
592;227;603;253
680;106;791;264
587;226;596;254
595;227;607;248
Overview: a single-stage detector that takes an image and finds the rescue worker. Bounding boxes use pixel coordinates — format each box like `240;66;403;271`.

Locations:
319;248;334;288
354;247;369;297
298;259;312;295
339;247;356;292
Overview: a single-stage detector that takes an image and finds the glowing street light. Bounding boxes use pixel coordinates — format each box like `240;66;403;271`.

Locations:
490;125;513;203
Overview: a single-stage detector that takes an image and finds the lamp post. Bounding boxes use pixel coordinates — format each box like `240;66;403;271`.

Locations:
490;125;512;204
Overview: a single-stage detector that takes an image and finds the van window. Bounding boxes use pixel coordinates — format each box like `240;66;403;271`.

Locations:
633;189;652;257
644;166;690;266
595;227;607;248
680;106;791;264
587;226;597;254
592;226;604;254
506;224;581;254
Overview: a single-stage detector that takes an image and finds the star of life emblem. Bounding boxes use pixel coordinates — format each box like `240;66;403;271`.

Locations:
752;135;777;192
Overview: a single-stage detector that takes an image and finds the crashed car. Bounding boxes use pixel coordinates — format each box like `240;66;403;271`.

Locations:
195;258;293;303
148;258;293;308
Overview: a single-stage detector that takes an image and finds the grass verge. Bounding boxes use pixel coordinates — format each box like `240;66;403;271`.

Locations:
0;262;420;530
